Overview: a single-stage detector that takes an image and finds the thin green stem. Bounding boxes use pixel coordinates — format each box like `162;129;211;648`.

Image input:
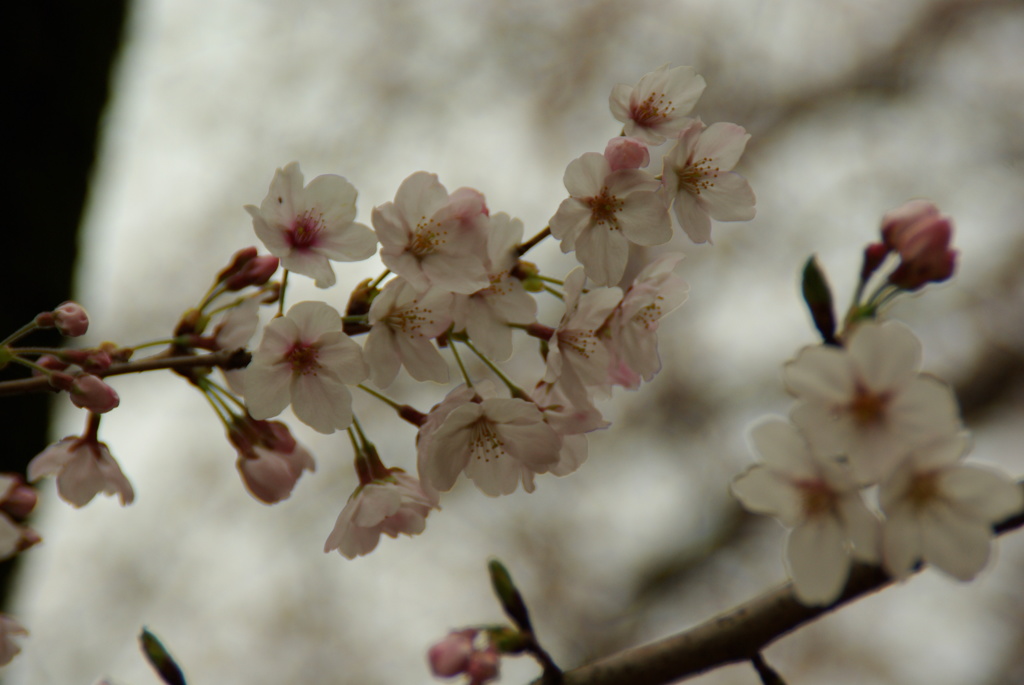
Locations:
463;338;523;397
369;269;391;289
543;285;564;300
356;384;403;411
449;338;473;388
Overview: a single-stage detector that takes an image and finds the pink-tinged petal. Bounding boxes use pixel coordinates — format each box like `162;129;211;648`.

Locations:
291;374;353;433
28;441;75;481
256;314;301;357
303;174;358;226
731;466;803;526
243;365;292;420
788;402;847;459
247;210;290;255
882;508;922;580
837;495;881;562
887;376;962;444
371;202;413;252
919;502;992;580
783;345;855;403
395;335;449;384
618;191;673;245
671;191;712;244
365;326;401;389
848;321;921;391
701;173;756;222
393;171;450;229
563;153;609;198
262;162;304;222
279;251;336;288
499;423;561;471
692;122;751;171
317;221;378;262
575;223;629;286
427;404;483;491
608;84;633;126
351;485;402;527
550;198;593;246
909;433;970;470
316;332;369;384
749;418;817;478
940;465;1023;521
288;301;342;338
550;434;588;476
787;516;849;605
422;253;489;295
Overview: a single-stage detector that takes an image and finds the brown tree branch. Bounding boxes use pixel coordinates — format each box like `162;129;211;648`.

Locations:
536;481;1024;685
0;348;250;397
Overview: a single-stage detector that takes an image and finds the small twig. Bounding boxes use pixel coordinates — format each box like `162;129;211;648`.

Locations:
0;348;250;397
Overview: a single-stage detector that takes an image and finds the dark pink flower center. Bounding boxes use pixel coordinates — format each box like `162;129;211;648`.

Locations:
848;384;890;427
287;342;320;375
288;211;324;250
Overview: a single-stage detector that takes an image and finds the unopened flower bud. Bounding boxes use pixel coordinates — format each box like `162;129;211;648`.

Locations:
466;646;501;685
215;246;259;284
224;256;279;290
428;629;476;677
880;200;957;291
52;301;89;337
69;374;120;413
35;355;69;374
0;477;38;520
859;242;890;283
604;136;650;171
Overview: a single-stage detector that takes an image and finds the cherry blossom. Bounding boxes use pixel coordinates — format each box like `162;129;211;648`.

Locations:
880;433;1023;581
609;64;706;145
245;301;367;434
549;151;670;286
372;171;490;294
323;470;437;559
529;379;608;477
662;118;756;244
228;417;315;504
604;136;650;171
731;418;880;605
784;320;962;484
365;277;453;387
600;253;688;389
451;212;537;360
28;436;134;507
419;386;561;497
0;615;27;666
68;374;120;413
543;268;621;405
245;162;377;288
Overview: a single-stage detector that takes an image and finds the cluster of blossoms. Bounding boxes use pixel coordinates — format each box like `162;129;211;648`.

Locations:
731;202;1023;606
6;64;1019;683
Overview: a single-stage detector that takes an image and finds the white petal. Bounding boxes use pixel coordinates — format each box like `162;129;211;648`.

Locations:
787;516;850;605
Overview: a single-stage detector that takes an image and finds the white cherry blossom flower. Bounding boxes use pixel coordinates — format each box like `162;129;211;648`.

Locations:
549;152;670;286
529;379;608;477
245;301;367;434
28;436;134;507
372;172;490;294
609;64;706;145
785;320;962;484
662;118;756;244
245;162;377;288
880;433;1023;581
365;278;452;387
543;268;621;405
420;387;561;497
324;470;437;559
731;418;880;606
600;253;688;389
451;213;537;360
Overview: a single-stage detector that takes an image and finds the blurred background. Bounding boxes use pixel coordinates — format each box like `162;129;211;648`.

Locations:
4;0;1024;683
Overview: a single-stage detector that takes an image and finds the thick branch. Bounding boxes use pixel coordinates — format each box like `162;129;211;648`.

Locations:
539;480;1024;685
0;348;250;397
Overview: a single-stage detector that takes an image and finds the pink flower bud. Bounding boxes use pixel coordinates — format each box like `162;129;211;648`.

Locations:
216;246;259;283
52;301;89;337
69;374;120;413
224;256;280;290
428;629;476;677
466;646;500;685
604;136;650;171
230;418;315;504
0;477;38;520
880;200;957;290
35;355;69;374
859;242;890;282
